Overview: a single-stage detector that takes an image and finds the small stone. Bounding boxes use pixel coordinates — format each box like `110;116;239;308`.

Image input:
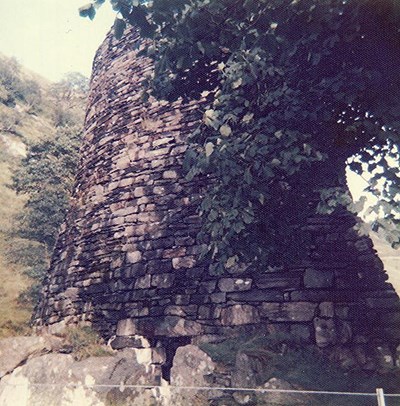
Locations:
175;295;191;305
260;302;317;322
218;278;252;292
154;316;203;336
319;302;335;318
198;281;217;294
152;347;166;364
198;306;212;320
162;170;178;179
127;251;142;264
133;187;145;197
164;306;186;317
163;247;186;258
148;147;170;157
314;317;336;347
304;268;334;288
110;336;147;350
153;137;173;147
221;304;260;326
116;318;137;336
135;275;151;289
151;273;175;288
209;292;226;303
172;256;196;269
153;186;165;194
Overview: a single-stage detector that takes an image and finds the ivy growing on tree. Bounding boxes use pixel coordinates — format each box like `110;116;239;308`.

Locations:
81;0;400;273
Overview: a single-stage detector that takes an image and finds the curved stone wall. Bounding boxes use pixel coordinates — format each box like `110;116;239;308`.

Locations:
36;27;400;369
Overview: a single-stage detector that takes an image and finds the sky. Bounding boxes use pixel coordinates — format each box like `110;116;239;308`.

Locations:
0;0;115;82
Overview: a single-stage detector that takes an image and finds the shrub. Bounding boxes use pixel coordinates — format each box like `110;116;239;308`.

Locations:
62;326;114;361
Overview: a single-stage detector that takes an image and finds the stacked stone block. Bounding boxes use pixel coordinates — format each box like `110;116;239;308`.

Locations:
36;27;400;370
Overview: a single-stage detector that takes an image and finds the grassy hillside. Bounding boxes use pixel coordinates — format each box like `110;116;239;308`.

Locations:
0;54;86;337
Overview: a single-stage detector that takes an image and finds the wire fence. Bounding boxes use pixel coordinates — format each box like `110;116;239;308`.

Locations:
2;381;400;405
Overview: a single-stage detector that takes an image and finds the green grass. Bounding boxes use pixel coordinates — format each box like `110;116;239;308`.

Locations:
0;235;33;337
0;154;33;337
61;326;114;361
0;58;57;337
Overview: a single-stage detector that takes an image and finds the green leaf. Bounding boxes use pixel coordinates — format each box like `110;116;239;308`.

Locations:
242;211;254;224
225;255;238;269
114;17;126;39
208;209;218;221
79;3;96;20
233;221;245;233
349;161;363;174
244;168;252;184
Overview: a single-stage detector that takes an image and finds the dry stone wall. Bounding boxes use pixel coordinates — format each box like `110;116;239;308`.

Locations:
36;28;400;370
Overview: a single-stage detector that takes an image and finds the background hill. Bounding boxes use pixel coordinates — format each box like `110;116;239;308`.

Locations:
0;54;87;337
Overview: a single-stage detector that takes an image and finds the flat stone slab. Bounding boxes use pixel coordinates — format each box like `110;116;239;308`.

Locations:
0;336;58;378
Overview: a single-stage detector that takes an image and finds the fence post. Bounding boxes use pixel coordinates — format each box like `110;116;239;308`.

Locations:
376;388;386;406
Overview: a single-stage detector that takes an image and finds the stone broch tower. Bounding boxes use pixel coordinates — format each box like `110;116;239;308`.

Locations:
36;28;400;370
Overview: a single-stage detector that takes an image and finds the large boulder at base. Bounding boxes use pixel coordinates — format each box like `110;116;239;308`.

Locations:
169;344;219;405
0;335;60;378
0;349;163;406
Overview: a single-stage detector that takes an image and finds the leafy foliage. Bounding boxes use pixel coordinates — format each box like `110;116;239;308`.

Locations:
5;240;49;307
0;56;43;111
49;72;89;127
0;60;87;331
9;127;81;308
83;0;400;272
7;72;87;308
12;128;81;252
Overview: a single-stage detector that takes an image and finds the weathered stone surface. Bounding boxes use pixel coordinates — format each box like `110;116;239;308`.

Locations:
314;318;337;347
319;302;335;318
154;316;203;337
110;335;151;350
135;274;151;289
172;256;196;269
169;344;218;406
0;336;57;378
258;377;313;405
231;351;264;389
221;305;260;326
116;318;137;336
304;268;334;288
126;251;142;264
0;350;162;406
151;273;175;288
259;302;317;322
255;274;301;289
218;278;252;292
